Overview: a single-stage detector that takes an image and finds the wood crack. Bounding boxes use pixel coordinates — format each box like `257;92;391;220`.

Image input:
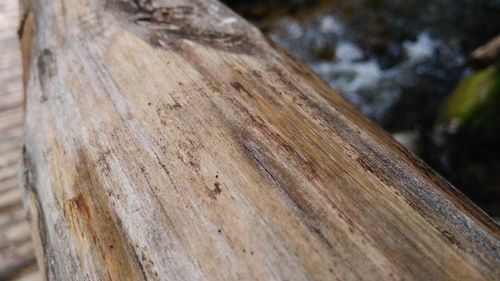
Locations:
110;0;252;52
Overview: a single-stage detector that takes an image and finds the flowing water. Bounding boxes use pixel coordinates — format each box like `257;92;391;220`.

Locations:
224;0;500;217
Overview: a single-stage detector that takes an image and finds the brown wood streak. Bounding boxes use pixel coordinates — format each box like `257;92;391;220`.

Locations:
20;0;499;280
64;147;147;280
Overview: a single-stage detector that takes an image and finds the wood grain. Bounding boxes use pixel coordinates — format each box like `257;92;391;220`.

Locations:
20;0;499;280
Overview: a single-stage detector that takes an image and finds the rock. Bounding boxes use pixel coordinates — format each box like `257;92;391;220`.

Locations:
471;34;500;61
392;130;421;154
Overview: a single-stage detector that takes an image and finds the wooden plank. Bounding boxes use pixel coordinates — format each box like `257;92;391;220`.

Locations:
0;0;41;279
20;0;499;280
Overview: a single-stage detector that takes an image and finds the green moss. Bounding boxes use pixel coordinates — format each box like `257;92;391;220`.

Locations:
444;66;497;123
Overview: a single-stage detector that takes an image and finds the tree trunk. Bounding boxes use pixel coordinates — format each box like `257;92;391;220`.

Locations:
19;0;499;280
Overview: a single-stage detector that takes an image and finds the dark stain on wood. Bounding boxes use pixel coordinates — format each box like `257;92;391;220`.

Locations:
230;81;253;98
37;49;56;79
213;182;222;194
17;8;31;39
36;48;56;102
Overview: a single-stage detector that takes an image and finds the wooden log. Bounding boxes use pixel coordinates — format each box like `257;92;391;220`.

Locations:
19;0;499;280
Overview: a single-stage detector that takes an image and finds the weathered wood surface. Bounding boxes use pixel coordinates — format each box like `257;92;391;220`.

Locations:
20;0;500;280
0;0;41;279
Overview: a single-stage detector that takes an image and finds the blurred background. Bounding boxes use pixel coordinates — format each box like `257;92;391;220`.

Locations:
223;0;500;219
1;0;40;279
